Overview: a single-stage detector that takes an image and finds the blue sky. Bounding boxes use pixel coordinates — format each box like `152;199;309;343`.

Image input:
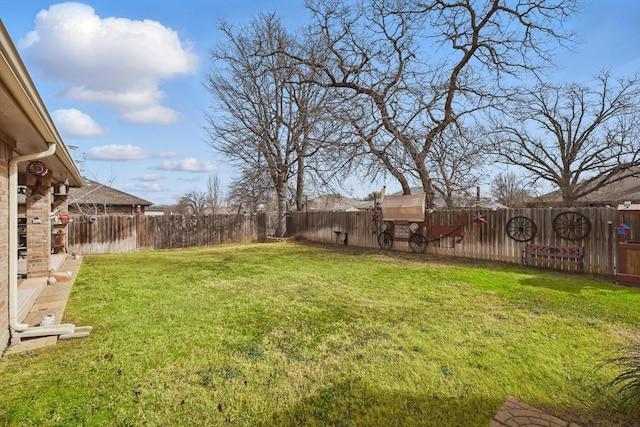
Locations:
1;1;639;205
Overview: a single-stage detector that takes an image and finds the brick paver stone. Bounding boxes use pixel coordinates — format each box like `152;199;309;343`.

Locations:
491;397;581;427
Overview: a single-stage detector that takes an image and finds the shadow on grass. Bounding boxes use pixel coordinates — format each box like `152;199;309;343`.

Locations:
516;273;636;294
259;376;634;427
260;377;503;427
298;240;634;294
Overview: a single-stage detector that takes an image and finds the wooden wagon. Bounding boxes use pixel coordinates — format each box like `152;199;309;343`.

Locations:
375;193;467;253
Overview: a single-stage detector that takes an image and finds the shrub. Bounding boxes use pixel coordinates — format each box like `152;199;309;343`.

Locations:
602;344;640;415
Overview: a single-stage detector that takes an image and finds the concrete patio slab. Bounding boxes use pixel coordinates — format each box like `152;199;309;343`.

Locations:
5;255;84;355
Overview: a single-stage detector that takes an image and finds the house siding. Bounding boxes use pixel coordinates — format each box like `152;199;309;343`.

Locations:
0;143;10;350
25;173;51;277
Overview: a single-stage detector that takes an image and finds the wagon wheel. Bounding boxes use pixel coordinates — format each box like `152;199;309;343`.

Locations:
553;211;591;241
408;233;428;253
377;231;394;250
506;216;537;242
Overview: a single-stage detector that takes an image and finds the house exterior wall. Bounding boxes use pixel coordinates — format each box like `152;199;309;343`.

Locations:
0;143;10;350
25;173;51;277
52;194;69;254
2;20;85;355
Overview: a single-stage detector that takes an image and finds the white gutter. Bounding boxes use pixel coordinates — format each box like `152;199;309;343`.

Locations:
8;142;56;332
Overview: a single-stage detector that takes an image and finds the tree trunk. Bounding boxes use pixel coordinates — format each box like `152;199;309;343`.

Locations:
295;154;305;211
416;163;435;208
275;190;288;238
560;186;577;207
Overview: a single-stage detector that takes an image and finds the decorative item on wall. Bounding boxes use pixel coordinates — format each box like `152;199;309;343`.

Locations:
505;216;537;242
552;211;592;241
473;211;487;225
27;160;48;176
617;222;631;235
27;160;50;199
189;216;198;231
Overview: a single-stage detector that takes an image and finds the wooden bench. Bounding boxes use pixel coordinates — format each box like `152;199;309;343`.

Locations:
523;244;585;272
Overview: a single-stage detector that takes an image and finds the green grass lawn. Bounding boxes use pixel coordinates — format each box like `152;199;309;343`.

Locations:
1;242;639;426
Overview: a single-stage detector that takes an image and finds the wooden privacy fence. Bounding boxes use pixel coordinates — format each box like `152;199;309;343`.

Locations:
287;207;622;275
67;213;268;254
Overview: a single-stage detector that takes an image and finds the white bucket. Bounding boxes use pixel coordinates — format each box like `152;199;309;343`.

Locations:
40;313;55;326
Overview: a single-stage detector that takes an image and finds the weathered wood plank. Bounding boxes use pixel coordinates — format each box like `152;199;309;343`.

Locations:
68;213;268;254
287;207;619;275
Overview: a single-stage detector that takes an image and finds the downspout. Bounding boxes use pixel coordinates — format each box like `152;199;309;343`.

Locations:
8;142;56;332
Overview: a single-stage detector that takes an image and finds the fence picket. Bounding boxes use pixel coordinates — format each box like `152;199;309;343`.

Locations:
67;208;624;276
287;207;621;275
68;213;268;254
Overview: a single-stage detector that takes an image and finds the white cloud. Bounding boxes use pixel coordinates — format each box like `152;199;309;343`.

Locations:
139;174;165;181
62;84;164;110
87;144;149;160
142;182;164;192
119;105;181;125
52;108;107;138
123;182;164;192
21;2;198;122
159;158;215;172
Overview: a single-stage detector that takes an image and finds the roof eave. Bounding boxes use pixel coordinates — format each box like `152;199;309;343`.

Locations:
0;20;83;187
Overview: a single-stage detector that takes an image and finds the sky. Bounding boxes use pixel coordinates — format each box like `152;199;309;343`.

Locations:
1;1;639;206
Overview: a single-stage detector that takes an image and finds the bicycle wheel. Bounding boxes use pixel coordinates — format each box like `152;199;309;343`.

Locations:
506;216;537;242
553;211;591;241
377;231;394;250
409;233;428;253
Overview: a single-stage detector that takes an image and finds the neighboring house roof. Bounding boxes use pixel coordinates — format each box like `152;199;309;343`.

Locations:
536;170;640;207
389;187;506;209
467;198;508;210
68;179;152;208
307;194;364;212
355;199;377;210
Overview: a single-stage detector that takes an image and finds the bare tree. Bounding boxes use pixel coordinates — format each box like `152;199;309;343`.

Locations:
205;13;339;236
226;168;274;214
287;63;345;211
177;191;208;215
205;15;291;236
362;191;382;201
489;171;532;208
428;126;487;208
287;0;577;207
491;72;640;206
206;174;223;215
